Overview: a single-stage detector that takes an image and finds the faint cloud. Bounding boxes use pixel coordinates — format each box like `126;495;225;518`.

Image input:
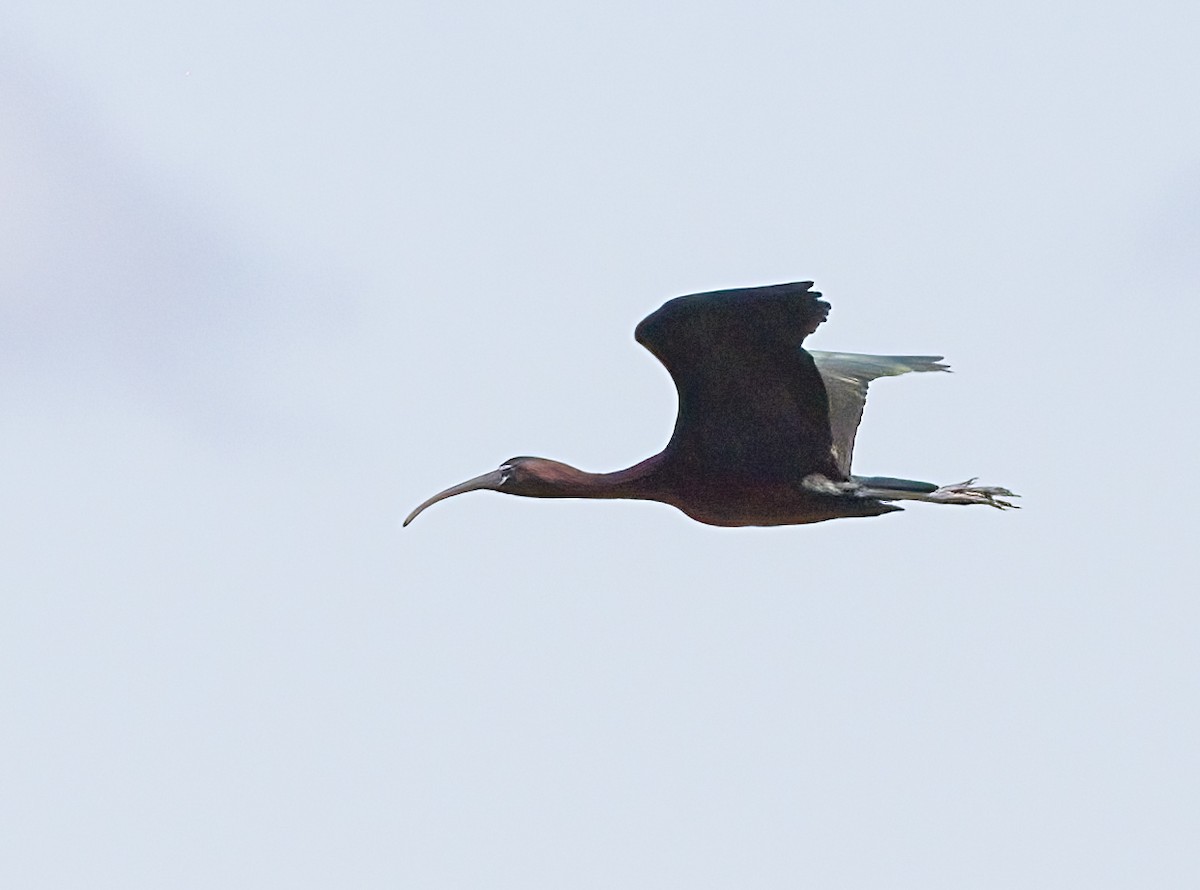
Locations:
1139;168;1200;290
0;44;354;427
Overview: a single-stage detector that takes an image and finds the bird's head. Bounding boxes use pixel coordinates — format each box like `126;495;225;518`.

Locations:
403;456;574;526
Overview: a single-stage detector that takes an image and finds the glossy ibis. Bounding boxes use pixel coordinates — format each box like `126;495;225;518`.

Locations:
405;282;1017;527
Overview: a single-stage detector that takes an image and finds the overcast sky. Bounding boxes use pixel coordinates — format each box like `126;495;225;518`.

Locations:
3;1;1199;887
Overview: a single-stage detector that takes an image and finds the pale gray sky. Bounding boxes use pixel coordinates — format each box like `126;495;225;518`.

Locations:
3;1;1199;887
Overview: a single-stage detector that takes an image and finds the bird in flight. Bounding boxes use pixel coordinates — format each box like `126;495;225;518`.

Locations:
405;282;1017;527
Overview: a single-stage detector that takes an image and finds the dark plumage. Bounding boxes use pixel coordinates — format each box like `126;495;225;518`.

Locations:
405;282;1016;527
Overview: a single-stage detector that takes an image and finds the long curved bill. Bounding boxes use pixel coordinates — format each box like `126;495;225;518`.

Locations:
403;468;506;527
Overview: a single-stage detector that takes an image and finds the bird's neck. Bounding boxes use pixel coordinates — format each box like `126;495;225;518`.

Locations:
527;455;668;500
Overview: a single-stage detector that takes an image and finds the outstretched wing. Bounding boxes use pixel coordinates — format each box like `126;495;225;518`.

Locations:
811;352;950;475
635;282;839;482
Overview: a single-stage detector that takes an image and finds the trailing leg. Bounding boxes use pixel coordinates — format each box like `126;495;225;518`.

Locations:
852;475;1019;510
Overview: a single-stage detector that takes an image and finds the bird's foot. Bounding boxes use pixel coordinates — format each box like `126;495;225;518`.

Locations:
927;478;1020;509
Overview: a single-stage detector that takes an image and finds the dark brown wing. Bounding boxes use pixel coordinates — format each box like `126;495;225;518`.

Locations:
811;352;950;475
635;281;840;483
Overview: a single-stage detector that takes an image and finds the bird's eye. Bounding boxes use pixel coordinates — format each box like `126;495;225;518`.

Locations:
498;465;513;484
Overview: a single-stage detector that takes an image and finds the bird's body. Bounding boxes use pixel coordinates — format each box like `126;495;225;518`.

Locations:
405;282;1016;527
